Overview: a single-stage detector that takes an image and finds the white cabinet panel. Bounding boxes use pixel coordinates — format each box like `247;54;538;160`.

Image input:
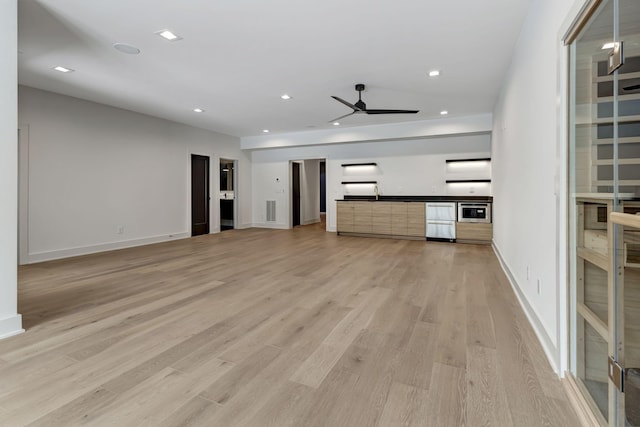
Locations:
426;221;456;239
426;203;456;221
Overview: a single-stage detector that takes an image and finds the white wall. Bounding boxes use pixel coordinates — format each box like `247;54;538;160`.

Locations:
18;86;251;263
251;134;490;230
0;0;23;340
491;0;585;374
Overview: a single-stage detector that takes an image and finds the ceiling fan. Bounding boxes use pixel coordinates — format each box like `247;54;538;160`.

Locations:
330;84;419;122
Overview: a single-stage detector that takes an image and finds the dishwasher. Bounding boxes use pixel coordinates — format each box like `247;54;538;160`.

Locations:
425;202;456;242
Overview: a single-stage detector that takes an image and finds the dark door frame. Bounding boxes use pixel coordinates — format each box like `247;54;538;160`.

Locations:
190;153;211;236
292;161;301;227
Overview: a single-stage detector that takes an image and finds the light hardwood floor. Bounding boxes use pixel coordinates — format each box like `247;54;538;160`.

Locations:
0;225;579;426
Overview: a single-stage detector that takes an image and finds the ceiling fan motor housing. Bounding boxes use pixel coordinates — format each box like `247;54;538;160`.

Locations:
354;84;366;109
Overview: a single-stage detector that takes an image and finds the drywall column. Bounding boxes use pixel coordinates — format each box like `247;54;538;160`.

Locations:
0;0;23;339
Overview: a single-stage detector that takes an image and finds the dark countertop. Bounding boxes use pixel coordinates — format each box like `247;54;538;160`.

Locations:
337;195;493;203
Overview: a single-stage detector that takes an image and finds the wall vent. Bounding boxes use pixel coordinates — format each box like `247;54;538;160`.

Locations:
266;200;276;222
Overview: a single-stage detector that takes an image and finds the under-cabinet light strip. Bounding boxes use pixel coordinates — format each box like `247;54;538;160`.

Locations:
445;158;491;163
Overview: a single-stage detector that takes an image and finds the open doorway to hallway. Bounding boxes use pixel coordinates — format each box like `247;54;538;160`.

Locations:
219;158;236;231
290;158;326;230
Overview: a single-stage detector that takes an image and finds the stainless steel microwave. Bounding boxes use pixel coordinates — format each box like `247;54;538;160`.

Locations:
457;202;492;223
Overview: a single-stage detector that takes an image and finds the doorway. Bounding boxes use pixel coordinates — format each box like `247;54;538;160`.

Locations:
320;160;326;227
290;159;326;229
191;154;210;236
220;159;236;231
292;162;301;227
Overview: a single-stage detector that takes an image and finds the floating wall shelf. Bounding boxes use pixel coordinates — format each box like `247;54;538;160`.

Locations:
341;181;378;184
446;179;491;184
445;158;491;163
341;162;378;167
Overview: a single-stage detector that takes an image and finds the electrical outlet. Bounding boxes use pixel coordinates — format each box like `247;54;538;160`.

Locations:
526;266;530;280
116;225;124;234
537;279;541;295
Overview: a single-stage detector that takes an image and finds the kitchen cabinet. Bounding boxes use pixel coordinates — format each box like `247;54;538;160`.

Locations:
337;202;355;233
336;201;425;239
455;222;493;242
407;203;426;237
371;202;392;235
353;203;372;234
391;203;408;236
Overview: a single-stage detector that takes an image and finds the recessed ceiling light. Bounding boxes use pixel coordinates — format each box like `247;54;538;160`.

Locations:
428;70;440;77
263;129;270;133
113;43;140;55
53;66;74;73
280;94;291;100
440;110;448;115
602;42;615;49
156;30;182;41
333;122;340;126
193;108;204;113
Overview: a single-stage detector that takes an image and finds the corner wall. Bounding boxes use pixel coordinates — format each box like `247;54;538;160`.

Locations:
491;0;584;373
0;0;23;339
18;86;251;263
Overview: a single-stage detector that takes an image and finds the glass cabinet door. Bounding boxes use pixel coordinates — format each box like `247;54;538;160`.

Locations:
569;0;640;425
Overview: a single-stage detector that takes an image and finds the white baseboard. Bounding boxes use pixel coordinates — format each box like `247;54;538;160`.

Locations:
27;232;190;264
302;218;321;226
0;314;24;340
492;242;560;374
251;222;290;230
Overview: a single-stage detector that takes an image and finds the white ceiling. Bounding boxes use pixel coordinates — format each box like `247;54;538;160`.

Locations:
18;0;532;138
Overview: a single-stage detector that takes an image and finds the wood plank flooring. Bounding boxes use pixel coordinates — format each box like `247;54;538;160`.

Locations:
0;225;579;426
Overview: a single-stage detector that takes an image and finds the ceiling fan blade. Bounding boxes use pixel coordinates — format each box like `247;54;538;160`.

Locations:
365;109;419;115
331;96;363;111
623;84;640;91
328;112;357;123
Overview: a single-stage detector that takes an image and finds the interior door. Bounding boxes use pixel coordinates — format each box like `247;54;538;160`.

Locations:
568;1;640;425
292;162;300;227
613;2;640;425
191;154;210;236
